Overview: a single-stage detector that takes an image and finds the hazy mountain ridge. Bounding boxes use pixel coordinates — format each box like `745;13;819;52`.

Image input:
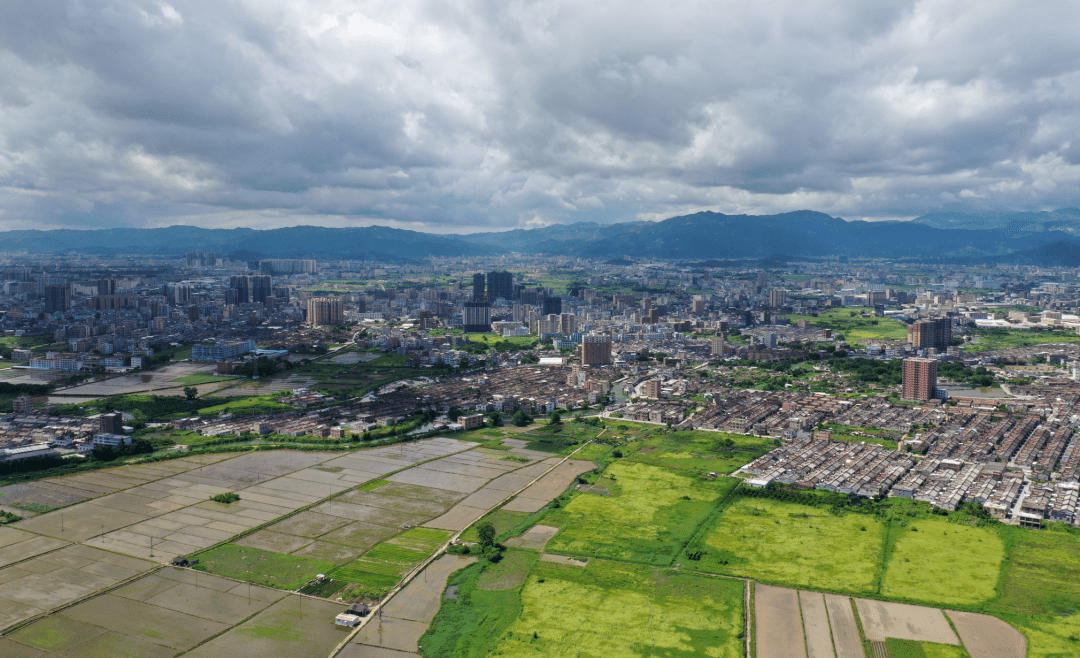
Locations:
1;209;1079;263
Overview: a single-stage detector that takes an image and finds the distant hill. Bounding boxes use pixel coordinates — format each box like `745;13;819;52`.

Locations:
911;208;1080;236
2;209;1080;264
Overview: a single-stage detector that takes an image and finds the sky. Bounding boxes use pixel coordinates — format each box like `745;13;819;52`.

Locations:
1;1;1080;234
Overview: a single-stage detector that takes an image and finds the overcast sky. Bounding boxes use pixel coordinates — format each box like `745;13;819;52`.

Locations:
2;1;1079;234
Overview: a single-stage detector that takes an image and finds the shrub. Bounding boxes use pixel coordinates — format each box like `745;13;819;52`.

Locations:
211;492;240;504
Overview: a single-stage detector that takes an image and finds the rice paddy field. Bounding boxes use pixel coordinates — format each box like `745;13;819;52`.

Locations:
543;461;736;565
624;430;774;475
421;557;745;658
879;516;1006;607
695;496;886;594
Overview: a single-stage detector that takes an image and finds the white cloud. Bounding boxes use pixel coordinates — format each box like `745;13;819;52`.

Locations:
0;0;1079;232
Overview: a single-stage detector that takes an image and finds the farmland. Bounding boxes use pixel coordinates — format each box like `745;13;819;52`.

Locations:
695;496;885;594
967;326;1080;352
422;557;744;658
880;516;1005;607
544;461;736;565
780;306;911;342
624;430;774;475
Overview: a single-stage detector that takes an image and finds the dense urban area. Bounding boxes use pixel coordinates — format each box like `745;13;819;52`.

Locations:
1;251;1079;658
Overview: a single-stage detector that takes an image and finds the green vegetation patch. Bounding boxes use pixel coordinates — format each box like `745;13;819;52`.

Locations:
781;307;910;342
356;479;389;492
697;497;884;594
194;544;336;590
880;516;1004;607
476;549;539;591
495;559;744;658
386;527;450;552
461;510;530;543
172;373;235;385
885;638;970;658
545;461;736;565
196;395;295;417
211;492;240;504
968;326;1080;352
626;430;774;475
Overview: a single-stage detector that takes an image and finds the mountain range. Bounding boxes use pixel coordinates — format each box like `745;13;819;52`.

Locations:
5;209;1080;265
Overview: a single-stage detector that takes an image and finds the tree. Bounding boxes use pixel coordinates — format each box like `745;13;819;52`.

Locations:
549;411;562;425
512;410;531;427
477;521;496;547
183;386;198;400
487;412;502;427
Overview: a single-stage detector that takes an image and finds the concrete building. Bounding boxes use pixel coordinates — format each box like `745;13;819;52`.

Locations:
711;335;726;358
460;413;485;430
192;340;257;361
92;433;132;448
44;284;71;313
908;318;952;351
307;297;344;326
580;334;612;365
542;296;562;316
462;301;491;332
486;271;514;301
646;379;663;399
472;273;485;301
903;358;938;401
768;289;787;307
11;396;33;415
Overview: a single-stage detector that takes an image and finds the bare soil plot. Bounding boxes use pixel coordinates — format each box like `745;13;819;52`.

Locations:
270;510;353;538
337;645;418;658
0;637;49;658
423;505;488;532
515;459;593;501
508;447;555;460
13;501;148;542
538;554;588;566
236;530;315;554
502;439;530;448
290;541;365;564
499;496;548;513
946;610;1026;658
457;486;511;510
800;590;836;658
339;490;452;516
60;593;231;650
854;598;959;644
505;524;560;550
320;520;402;549
313;501;429;527
7;615;109;653
180;595;346;658
386;467;489;493
353;617;431;653
372;482;467;506
756;584;808;658
511;458;563;478
0;482;90;511
484;472;537;492
0;530;68;566
824;593;864;658
378;554;477;623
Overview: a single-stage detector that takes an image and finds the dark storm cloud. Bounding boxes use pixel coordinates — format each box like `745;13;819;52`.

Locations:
1;0;1079;232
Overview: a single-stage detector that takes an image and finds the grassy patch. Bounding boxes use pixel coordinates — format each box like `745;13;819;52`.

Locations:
194;544;336;590
172;373;236;385
357;479;389;492
985;525;1080;657
545;462;736;565
462;509;530;543
967;327;1080;352
625;430;774;475
696;497;884;594
781;307;910;342
494;559;744;658
880;516;1004;607
420;562;523;658
196;395;295;416
477;550;539;591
